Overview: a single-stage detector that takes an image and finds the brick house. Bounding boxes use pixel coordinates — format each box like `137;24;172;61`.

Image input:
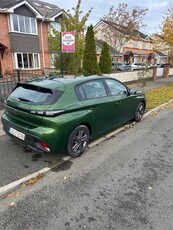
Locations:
0;0;63;77
94;20;155;64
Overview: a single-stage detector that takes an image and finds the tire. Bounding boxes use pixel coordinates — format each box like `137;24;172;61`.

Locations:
134;102;145;122
66;125;90;157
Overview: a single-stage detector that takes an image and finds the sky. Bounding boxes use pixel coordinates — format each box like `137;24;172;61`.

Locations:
43;0;173;35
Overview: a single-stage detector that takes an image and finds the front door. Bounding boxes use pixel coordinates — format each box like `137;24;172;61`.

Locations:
104;78;134;125
80;79;115;135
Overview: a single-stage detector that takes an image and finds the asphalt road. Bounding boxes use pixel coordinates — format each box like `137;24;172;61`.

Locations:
0;104;173;230
0;135;66;186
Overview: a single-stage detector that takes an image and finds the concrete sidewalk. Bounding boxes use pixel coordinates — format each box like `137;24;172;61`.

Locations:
129;75;173;91
0;76;173;137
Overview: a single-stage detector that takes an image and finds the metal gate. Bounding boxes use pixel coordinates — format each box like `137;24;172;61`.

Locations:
0;69;44;109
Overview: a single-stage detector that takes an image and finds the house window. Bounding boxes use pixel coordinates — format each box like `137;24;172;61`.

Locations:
133;41;138;48
50;22;61;36
50;53;58;68
142;42;146;49
10;14;37;35
14;53;40;69
31;18;36;34
12;14;19;31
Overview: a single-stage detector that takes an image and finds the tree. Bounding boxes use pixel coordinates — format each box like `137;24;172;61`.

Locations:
153;8;173;65
83;25;100;76
99;3;148;65
99;42;112;74
160;8;173;47
49;0;93;75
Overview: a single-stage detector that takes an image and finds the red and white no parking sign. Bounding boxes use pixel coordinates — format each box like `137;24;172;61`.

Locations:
61;31;75;53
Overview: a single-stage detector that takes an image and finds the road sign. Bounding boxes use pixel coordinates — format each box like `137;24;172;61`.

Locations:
61;31;75;53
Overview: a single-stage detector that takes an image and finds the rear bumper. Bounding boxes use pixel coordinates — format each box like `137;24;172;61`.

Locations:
1;116;51;153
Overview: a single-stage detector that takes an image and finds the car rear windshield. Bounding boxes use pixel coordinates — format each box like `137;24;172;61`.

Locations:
9;84;63;105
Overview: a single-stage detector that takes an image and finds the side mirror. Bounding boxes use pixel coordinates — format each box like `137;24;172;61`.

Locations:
129;89;136;95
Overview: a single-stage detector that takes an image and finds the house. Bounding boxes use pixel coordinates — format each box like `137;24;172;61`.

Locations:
154;51;168;64
94;20;155;64
151;34;170;64
0;0;63;77
95;39;121;61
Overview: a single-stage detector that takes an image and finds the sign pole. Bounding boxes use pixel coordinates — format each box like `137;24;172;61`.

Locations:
60;32;64;78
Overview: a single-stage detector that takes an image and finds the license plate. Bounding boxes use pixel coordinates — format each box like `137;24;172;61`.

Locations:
9;128;25;141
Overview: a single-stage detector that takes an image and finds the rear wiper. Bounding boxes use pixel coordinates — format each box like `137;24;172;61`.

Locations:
18;97;33;103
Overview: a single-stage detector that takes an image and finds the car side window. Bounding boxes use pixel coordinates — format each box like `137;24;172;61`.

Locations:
76;85;86;100
75;80;107;100
105;79;127;96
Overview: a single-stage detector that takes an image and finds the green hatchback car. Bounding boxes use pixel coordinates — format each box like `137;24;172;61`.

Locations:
1;75;146;157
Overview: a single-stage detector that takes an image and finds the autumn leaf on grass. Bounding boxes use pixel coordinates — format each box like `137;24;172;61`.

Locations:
146;85;173;110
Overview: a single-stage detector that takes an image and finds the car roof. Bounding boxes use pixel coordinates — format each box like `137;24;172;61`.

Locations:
25;75;108;90
52;75;105;84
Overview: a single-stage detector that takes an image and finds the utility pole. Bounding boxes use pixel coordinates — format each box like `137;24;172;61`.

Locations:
60;32;64;78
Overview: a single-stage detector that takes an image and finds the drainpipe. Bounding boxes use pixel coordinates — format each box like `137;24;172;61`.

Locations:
40;17;45;69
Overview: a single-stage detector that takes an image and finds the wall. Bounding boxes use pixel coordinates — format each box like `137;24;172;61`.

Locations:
10;33;40;53
103;69;153;83
169;68;173;75
156;68;163;77
37;20;51;70
0;14;14;74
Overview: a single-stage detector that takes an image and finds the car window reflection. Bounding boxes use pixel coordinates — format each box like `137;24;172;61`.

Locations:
76;80;107;100
105;79;127;96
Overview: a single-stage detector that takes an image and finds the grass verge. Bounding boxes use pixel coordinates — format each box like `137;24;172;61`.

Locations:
145;84;173;109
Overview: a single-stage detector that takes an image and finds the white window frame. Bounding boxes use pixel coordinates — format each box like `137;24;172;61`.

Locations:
10;14;37;35
142;42;147;49
14;53;40;69
49;22;61;36
133;40;138;48
50;53;58;68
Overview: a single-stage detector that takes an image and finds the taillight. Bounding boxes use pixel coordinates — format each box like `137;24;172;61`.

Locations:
30;110;65;116
38;141;50;152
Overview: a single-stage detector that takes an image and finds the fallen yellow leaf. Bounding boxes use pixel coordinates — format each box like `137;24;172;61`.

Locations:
16;192;20;197
10;202;16;206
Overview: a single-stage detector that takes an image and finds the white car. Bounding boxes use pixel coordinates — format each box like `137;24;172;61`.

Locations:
131;62;147;70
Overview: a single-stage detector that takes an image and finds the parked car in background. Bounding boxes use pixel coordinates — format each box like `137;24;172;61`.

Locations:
156;64;161;67
152;63;161;68
131;62;145;70
112;62;131;71
1;76;146;157
160;63;172;68
131;62;153;70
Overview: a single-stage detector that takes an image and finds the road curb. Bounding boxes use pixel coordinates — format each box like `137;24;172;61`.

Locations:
0;155;71;198
1;99;173;198
142;99;173;120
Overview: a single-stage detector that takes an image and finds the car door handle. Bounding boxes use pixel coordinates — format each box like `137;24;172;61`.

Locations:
91;107;99;110
115;102;121;105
